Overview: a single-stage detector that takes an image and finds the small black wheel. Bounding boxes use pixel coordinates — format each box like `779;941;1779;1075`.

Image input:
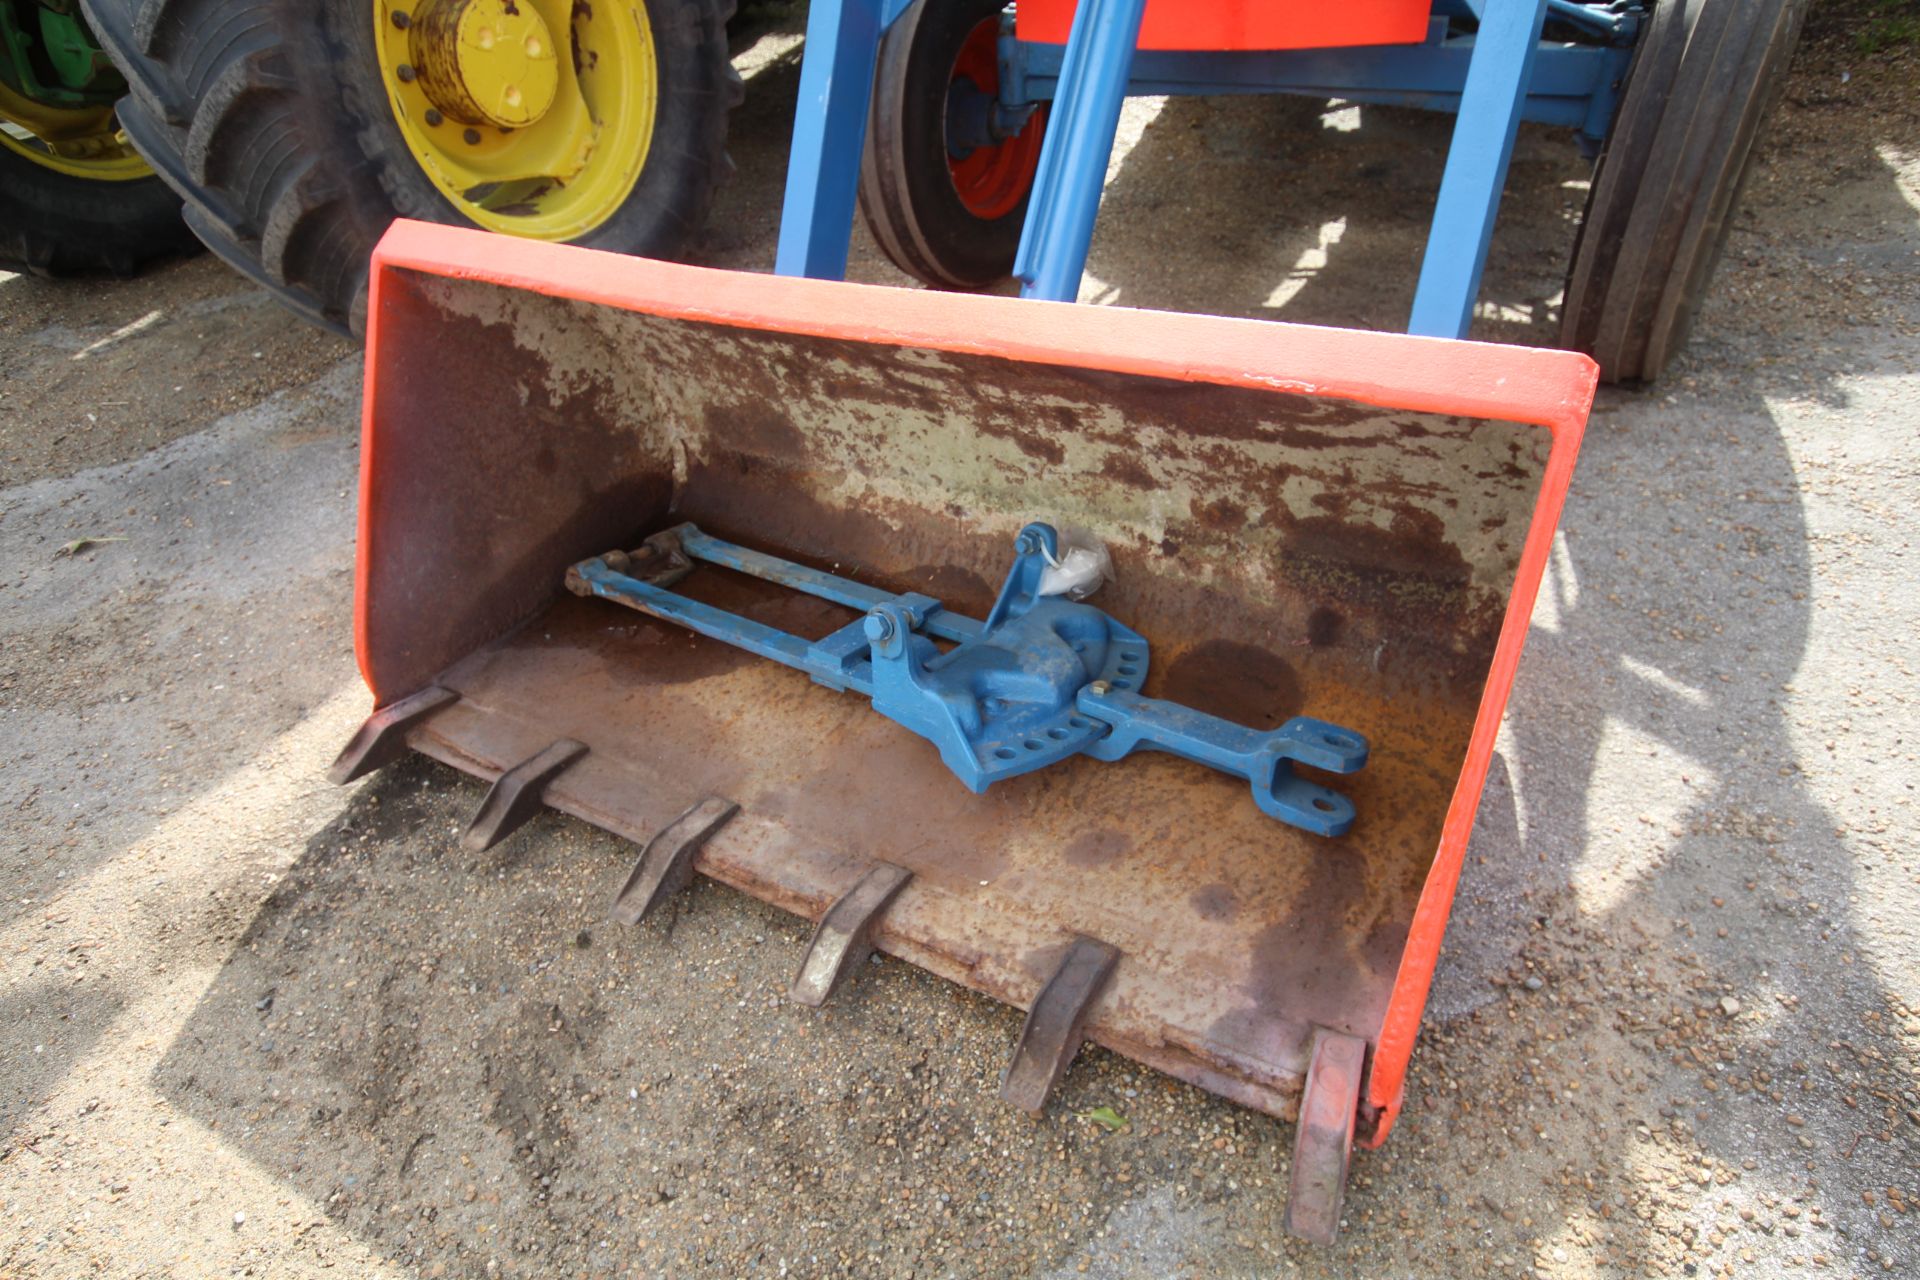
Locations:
81;0;741;337
859;0;1047;289
1561;0;1809;383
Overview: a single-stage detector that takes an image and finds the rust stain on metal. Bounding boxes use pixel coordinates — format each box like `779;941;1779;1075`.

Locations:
1161;639;1304;728
1190;883;1239;922
1062;828;1134;869
1100;452;1156;491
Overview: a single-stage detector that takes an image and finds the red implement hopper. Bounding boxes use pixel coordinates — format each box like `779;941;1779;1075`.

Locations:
334;220;1593;1240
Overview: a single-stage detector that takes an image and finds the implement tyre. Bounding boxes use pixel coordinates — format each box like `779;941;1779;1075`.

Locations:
859;0;1046;289
1561;0;1809;383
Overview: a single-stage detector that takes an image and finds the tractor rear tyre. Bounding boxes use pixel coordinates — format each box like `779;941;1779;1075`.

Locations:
0;117;194;275
859;0;1047;289
0;2;194;277
80;0;740;336
1561;0;1809;383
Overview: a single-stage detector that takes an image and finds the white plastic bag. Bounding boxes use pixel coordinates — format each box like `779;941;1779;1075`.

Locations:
1036;525;1113;600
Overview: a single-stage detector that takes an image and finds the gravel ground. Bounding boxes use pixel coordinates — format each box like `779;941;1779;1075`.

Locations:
2;9;1916;1279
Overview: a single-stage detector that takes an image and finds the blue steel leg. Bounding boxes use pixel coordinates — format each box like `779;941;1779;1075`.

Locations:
775;0;894;280
1012;0;1148;302
1406;0;1550;338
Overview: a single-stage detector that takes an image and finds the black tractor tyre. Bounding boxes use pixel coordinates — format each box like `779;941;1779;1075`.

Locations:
1560;0;1809;383
859;0;1042;289
0;144;198;276
79;0;741;337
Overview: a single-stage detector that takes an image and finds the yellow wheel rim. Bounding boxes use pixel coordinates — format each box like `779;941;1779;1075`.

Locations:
374;0;658;240
0;81;151;181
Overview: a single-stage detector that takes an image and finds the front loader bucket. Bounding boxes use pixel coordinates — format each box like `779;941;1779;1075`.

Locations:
342;221;1593;1235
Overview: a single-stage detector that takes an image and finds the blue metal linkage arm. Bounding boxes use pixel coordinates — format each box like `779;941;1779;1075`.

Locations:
580;567;823;672
567;523;1369;835
568;526;977;698
1079;685;1368;834
1003;39;1625;131
1012;0;1148;301
775;0;917;280
1407;0;1550;338
674;526;983;645
1445;0;1630;34
1545;0;1633;37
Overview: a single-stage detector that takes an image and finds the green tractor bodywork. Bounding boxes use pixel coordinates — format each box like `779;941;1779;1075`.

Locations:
1;0;148;171
1;0;125;109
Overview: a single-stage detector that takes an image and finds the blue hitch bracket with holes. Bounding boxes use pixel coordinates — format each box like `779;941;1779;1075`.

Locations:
565;522;1368;836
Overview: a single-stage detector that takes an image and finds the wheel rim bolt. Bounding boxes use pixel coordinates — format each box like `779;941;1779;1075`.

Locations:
392;10;411;29
424;107;443;126
397;63;416;82
463;128;481;145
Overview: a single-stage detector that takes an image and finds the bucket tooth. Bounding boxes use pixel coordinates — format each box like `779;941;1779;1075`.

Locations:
608;797;740;925
459;739;588;852
327;685;459;785
999;937;1120;1115
790;862;914;1007
1282;1028;1367;1246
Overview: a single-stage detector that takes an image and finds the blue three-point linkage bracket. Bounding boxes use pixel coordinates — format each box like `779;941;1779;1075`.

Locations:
565;522;1369;836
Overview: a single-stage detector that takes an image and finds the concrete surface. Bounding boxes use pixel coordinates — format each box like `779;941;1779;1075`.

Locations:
2;8;1915;1278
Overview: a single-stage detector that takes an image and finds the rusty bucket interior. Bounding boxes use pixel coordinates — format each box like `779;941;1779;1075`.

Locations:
343;223;1593;1201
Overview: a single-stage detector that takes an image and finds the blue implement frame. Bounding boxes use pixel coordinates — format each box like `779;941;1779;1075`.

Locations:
774;0;1638;337
566;523;1370;836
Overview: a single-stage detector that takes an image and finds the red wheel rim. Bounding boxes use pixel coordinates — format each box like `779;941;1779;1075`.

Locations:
945;18;1046;221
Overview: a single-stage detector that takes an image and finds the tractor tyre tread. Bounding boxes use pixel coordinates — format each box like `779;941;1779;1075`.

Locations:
1561;0;1809;383
0;148;199;276
81;0;736;337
